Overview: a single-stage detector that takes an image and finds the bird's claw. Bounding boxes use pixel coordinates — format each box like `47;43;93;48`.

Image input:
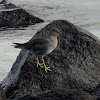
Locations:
35;62;44;68
35;56;52;73
45;67;52;73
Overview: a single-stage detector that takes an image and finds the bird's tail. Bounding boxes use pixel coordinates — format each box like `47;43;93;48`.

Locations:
13;43;24;49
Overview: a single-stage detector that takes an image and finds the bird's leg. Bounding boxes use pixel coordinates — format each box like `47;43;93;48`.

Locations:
36;56;44;68
42;57;52;73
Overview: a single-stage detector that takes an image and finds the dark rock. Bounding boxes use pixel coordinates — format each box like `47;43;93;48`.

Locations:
97;98;100;100
94;84;100;96
0;0;6;4
1;20;100;99
4;3;18;9
93;84;100;100
0;84;6;100
0;3;44;28
11;89;94;100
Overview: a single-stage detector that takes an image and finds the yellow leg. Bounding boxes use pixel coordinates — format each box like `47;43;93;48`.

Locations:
36;56;44;68
42;57;52;73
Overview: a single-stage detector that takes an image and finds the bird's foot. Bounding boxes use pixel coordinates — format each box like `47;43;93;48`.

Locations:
37;63;44;68
44;66;52;73
42;57;52;73
36;61;44;68
36;56;44;68
36;56;52;72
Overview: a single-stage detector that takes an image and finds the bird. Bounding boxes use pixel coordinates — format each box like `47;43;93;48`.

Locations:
13;27;61;73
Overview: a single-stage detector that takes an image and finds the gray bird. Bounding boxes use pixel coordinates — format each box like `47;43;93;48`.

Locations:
13;28;61;73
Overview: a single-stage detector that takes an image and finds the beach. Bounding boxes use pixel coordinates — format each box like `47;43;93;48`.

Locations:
0;0;100;81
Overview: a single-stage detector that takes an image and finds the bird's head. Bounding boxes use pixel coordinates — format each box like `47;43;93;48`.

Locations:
49;27;61;37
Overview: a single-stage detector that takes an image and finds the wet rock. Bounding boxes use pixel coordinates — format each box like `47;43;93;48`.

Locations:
11;89;94;100
94;84;100;96
0;84;6;100
4;3;18;9
1;20;100;99
0;3;44;28
0;0;6;4
93;84;100;100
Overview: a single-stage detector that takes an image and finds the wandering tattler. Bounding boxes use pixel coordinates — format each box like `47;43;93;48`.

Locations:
13;28;61;73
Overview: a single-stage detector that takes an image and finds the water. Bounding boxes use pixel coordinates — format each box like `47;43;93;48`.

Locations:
0;0;100;81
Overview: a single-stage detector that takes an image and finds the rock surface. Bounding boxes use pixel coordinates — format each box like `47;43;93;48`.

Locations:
0;85;6;100
1;20;100;99
93;84;100;100
94;84;100;96
0;0;6;4
0;3;44;28
11;89;94;100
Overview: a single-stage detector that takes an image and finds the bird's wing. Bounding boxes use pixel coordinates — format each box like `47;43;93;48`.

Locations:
24;37;49;51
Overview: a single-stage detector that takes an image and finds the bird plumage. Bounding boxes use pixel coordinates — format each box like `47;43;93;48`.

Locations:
13;28;60;56
13;27;61;72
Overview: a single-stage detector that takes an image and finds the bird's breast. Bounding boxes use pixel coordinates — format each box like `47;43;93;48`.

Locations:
46;38;58;55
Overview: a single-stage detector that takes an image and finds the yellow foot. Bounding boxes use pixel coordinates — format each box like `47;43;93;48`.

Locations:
36;56;52;73
35;62;44;68
42;57;52;73
44;66;52;73
36;56;44;68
